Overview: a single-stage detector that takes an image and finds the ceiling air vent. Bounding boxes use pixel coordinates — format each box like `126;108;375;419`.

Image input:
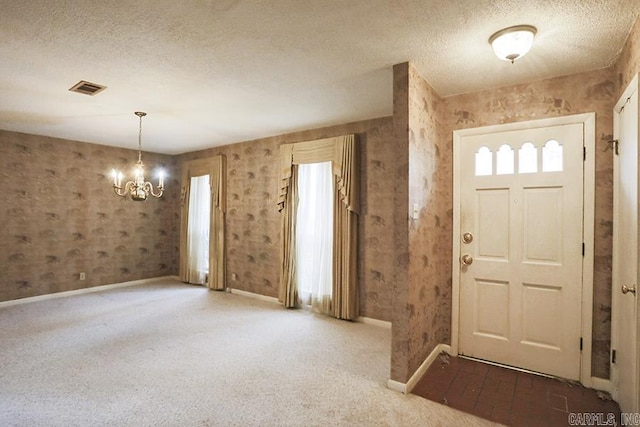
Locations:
69;80;107;96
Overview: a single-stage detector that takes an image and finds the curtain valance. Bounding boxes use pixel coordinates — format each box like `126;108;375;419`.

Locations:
278;134;358;214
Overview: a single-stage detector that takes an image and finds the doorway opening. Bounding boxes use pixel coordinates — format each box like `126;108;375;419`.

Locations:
452;113;595;385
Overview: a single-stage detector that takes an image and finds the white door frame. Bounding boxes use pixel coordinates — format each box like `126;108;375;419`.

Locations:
451;113;596;386
611;73;640;411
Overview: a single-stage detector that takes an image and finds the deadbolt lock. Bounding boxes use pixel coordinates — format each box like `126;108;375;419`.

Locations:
462;232;473;244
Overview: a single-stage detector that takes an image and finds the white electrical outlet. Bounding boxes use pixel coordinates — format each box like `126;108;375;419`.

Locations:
231;273;237;281
79;272;86;280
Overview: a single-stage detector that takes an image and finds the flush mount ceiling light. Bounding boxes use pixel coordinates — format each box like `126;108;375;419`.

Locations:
489;25;537;63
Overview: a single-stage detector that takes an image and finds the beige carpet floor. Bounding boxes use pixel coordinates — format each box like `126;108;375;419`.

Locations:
0;277;498;426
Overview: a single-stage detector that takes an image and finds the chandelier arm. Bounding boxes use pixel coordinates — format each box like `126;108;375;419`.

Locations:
125;181;137;197
113;186;127;197
113;181;133;197
146;182;164;198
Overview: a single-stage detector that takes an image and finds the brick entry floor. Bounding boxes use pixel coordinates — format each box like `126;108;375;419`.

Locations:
412;354;621;426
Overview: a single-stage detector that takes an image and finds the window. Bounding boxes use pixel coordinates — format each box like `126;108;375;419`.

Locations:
496;144;514;175
475;141;561;176
475;146;493;176
518;142;538;174
542;140;563;172
296;162;333;309
186;174;211;285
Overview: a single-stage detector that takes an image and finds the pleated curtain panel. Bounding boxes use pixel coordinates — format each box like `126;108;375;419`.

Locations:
277;134;359;320
179;155;226;290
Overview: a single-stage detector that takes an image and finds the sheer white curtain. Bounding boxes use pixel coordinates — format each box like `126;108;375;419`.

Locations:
186;174;211;285
296;162;333;312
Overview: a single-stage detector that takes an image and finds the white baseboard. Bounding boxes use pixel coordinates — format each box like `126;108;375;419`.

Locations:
357;316;391;329
227;287;279;304
590;377;613;394
406;343;451;393
0;276;177;308
226;291;393;328
387;379;407;393
387;343;452;394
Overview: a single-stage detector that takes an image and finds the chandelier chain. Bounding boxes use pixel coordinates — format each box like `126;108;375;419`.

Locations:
137;113;143;163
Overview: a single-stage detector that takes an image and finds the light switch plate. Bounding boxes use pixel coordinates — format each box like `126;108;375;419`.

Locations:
412;203;419;220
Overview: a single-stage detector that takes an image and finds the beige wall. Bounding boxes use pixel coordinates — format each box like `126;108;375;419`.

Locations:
390;63;453;382
389;63;411;381
391;65;619;381
391;46;633;382
0;130;179;301
0;118;400;323
4;16;640;381
616;16;640;99
407;63;452;378
390;62;618;381
178;117;397;321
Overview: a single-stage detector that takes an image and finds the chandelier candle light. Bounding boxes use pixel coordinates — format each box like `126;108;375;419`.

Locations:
111;111;165;201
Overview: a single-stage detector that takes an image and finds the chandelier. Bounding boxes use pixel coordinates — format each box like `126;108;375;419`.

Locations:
111;112;165;201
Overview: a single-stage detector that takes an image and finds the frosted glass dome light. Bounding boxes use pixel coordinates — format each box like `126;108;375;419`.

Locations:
489;25;537;63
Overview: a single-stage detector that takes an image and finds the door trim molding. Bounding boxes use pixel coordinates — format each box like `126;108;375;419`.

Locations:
611;73;640;410
451;113;596;386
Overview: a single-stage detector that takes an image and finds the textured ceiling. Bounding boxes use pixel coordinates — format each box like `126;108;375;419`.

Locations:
0;0;638;154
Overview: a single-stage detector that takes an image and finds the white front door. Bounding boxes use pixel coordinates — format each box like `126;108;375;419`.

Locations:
456;122;585;380
612;75;640;414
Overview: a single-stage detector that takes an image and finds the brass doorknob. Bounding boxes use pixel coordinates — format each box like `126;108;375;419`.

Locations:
461;254;473;266
622;285;637;295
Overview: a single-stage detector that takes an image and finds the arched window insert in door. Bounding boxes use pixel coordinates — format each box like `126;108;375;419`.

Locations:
179;156;226;290
277;134;359;320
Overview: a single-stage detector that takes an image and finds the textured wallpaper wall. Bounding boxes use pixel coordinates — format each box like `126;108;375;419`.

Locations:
389;63;411;382
407;64;452;379
178;117;397;321
0;130;179;301
389;61;621;382
616;17;640;99
389;63;452;383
